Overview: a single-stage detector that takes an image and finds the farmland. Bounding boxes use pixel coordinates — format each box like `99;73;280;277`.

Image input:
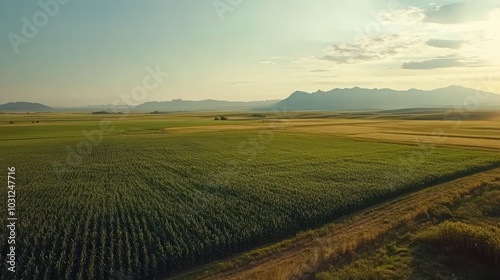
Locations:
0;111;499;279
314;172;500;280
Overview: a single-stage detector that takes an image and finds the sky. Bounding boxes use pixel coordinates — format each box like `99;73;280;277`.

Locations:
0;0;499;106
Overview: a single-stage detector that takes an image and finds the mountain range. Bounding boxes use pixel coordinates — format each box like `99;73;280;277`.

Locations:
2;86;500;112
273;85;500;111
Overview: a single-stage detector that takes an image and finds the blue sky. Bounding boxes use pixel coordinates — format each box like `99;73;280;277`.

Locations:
1;0;499;106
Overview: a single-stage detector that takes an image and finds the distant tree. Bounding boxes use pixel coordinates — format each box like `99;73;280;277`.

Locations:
251;113;266;118
92;111;110;114
220;116;228;120
36;121;39;123
9;121;14;124
32;121;35;123
214;117;220;120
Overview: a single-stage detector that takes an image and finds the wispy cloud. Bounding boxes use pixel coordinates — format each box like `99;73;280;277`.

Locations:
424;2;492;24
426;39;465;49
317;3;498;72
321;34;421;64
402;57;483;70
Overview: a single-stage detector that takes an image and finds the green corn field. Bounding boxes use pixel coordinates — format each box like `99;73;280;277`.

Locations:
1;122;499;279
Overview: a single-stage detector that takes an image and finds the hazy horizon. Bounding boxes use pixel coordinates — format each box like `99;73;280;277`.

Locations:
1;0;499;107
3;84;500;109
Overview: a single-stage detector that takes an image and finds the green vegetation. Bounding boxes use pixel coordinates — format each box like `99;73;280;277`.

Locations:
437;221;500;265
316;239;414;280
0;113;499;279
250;113;266;118
214;116;228;120
316;179;500;280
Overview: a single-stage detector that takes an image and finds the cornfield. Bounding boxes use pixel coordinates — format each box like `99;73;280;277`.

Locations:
0;131;498;279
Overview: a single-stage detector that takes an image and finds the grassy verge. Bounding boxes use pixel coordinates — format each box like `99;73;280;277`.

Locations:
316;177;500;280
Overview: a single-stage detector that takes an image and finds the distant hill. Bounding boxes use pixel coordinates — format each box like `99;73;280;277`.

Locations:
134;99;280;112
274;86;500;111
0;102;52;112
4;86;500;113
